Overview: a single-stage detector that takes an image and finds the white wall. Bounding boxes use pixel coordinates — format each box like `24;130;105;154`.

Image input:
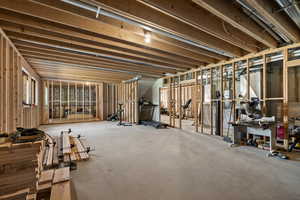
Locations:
152;78;163;121
137;77;163;121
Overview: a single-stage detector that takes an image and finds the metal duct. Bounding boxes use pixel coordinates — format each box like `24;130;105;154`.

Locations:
275;0;300;29
61;0;233;57
236;0;292;44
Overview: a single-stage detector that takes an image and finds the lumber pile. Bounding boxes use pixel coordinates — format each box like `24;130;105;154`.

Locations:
62;131;89;164
42;135;59;169
37;167;71;200
0;141;44;200
0;128;90;200
50;181;71;200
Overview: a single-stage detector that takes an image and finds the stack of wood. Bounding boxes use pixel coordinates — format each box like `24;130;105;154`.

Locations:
0;129;90;200
37;167;71;200
42;135;59;169
0;141;44;200
62;131;89;164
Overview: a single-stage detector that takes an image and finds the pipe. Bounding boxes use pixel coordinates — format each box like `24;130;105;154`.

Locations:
236;0;292;44
275;0;300;29
61;0;233;57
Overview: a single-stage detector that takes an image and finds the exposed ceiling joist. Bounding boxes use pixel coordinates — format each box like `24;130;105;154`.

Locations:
0;0;223;68
23;55;163;78
192;0;278;49
16;46;178;74
244;0;300;42
5;30;192;71
13;40;182;73
0;9;222;64
137;0;266;52
29;0;244;57
19;51;170;76
2;24;201;68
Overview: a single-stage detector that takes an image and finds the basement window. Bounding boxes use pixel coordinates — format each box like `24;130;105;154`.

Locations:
22;71;30;105
31;78;37;105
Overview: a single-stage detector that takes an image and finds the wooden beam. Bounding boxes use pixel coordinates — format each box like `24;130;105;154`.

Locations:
18;48;173;75
0;8;227;62
24;58;160;78
138;0;267;52
244;0;300;42
13;40;184;73
0;9;216;64
23;56;163;79
27;0;226;61
30;0;244;57
0;20;199;66
29;63;145;78
0;0;226;64
39;72;128;82
4;28;193;70
192;0;278;48
16;45;176;73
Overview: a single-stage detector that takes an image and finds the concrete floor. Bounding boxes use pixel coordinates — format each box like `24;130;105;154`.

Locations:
41;121;300;200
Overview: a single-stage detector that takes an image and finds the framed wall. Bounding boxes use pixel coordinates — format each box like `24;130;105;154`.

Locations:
161;42;300;149
43;80;99;124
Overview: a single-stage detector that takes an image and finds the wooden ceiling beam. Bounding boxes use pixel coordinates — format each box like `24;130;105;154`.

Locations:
28;0;244;57
0;10;216;65
22;54;163;77
0;0;227;66
27;0;228;60
137;0;266;52
21;53;165;77
36;69;134;80
28;58;142;75
19;49;169;76
31;66;134;78
0;21;199;67
5;31;191;72
16;45;178;74
13;41;184;73
37;72;128;83
192;0;279;48
28;0;225;61
3;27;194;70
243;0;300;42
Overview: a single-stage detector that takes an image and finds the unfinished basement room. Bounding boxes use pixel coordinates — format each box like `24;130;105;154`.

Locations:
1;0;300;200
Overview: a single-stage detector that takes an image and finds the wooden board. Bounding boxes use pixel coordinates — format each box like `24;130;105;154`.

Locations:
73;137;89;160
0;188;29;200
53;167;70;184
50;181;71;200
62;133;71;154
52;137;59;166
0;141;41;196
26;193;36;200
39;169;54;184
37;182;51;192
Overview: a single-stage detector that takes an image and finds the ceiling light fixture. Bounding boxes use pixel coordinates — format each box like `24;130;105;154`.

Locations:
62;0;233;57
144;31;151;43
